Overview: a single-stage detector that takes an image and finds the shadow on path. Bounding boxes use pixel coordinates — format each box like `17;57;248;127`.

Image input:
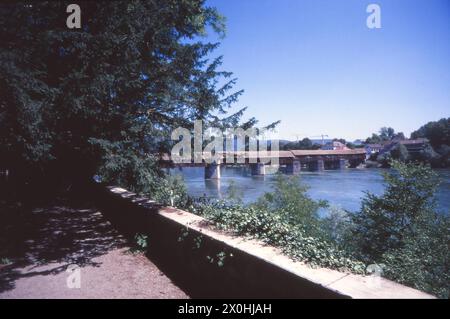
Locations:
0;198;127;293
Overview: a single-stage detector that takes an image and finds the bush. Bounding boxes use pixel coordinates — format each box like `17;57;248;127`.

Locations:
191;175;366;274
382;215;450;298
321;206;354;248
149;174;190;208
351;160;449;298
253;173;328;237
390;143;409;162
352;160;440;259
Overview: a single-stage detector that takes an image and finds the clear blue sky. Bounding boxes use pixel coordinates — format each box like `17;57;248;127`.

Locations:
205;0;450;141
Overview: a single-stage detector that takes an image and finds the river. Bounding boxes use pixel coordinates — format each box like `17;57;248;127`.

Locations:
170;167;450;214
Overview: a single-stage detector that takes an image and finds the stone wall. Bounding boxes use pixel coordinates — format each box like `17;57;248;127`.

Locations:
92;184;435;299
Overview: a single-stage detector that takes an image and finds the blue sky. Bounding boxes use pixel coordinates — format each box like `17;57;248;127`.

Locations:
205;0;450;141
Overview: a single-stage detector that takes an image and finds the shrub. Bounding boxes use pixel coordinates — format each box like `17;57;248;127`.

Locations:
191;175;366;274
352;160;440;259
254;173;328;237
351;160;449;298
149;174;190;208
382;217;449;298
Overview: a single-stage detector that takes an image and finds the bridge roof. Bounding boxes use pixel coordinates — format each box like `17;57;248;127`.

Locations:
159;151;295;161
224;151;295;159
160;149;366;162
290;149;366;156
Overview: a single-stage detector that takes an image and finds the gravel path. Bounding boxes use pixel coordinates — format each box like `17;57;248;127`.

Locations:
0;201;188;299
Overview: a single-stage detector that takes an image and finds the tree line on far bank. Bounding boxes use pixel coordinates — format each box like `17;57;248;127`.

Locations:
367;119;449;168
280;118;450;168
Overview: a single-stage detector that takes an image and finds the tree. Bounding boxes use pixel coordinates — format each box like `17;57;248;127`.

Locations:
281;138;320;150
350;160;449;297
390;143;409;162
376;143;410;167
411;118;450;148
416;144;442;167
379;127;395;141
254;174;328;236
0;1;263;194
299;137;314;149
365;127;399;144
392;132;405;140
365;133;381;144
382;214;450;298
352;160;439;260
411;118;449;168
436;144;450;167
345;142;356;149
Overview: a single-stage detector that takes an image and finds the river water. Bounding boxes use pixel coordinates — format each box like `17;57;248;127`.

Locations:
170;167;450;214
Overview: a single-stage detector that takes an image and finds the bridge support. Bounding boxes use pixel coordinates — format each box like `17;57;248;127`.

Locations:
205;161;221;179
311;159;324;171
339;158;348;170
250;163;266;176
286;160;301;175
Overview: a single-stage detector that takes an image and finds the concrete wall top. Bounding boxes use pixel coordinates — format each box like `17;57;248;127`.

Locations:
107;186;435;299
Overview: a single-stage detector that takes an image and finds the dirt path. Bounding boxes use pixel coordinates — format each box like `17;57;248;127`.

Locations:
0;200;188;299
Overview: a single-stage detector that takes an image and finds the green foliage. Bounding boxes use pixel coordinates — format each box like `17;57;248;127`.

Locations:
415;144;442;167
225;179;243;204
352;160;439;259
376;143;409;167
382;214;450;298
436;144;450;167
96;147;163;193
1;257;11;265
281;138;321;150
216;251;227;267
365;127;405;145
254;173;328;236
345;142;356;149
192;175;365;273
390;143;409;162
193;235;203;250
321;206;354;247
365;127;397;144
411;118;450;149
190;164;448;297
131;233;148;253
206;251;231;267
365;133;382;144
177;227;190;242
365;120;449;167
379;127;396;141
0;1;253;190
150;175;190;208
194;201;365;273
351;160;449;298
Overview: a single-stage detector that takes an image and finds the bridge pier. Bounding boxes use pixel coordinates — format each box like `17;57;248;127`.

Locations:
286;160;301;175
250;163;266;176
205;161;221;179
311;159;324;171
339;158;348;170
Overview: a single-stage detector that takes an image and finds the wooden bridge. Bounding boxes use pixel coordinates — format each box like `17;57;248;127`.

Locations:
160;149;366;179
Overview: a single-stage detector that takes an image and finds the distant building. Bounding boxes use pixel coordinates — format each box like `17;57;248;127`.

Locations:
365;144;383;158
352;139;364;146
380;138;429;155
321;141;349;151
399;138;429;153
